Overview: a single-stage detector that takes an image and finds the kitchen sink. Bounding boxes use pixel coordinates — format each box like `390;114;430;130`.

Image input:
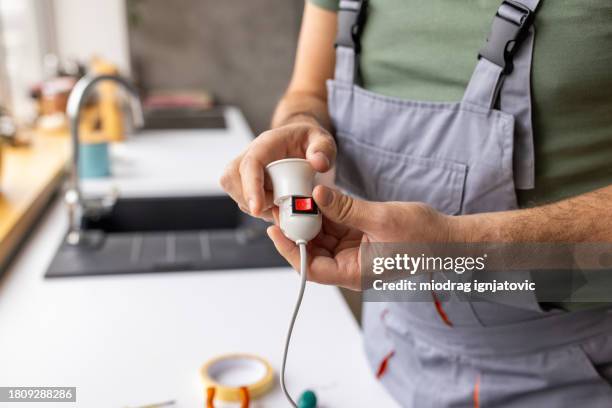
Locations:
81;195;239;232
45;195;287;278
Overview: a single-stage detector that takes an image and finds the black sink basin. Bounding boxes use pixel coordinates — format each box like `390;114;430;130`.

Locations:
46;195;287;278
82;195;240;232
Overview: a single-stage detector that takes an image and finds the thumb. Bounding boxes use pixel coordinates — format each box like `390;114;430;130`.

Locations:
313;185;377;231
304;130;336;173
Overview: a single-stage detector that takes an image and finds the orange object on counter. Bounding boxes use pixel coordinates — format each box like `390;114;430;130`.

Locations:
206;387;215;408
205;386;250;408
90;57;127;142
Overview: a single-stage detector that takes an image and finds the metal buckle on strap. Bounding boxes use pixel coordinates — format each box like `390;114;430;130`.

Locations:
335;0;368;53
478;0;534;74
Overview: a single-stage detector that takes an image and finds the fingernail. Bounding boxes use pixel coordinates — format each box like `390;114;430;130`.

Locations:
248;199;256;214
266;226;274;238
319;186;334;206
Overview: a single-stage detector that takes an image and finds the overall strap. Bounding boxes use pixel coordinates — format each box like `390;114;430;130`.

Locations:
462;0;541;189
334;0;368;84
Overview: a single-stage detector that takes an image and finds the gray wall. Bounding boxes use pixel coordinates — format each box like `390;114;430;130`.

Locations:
127;0;303;135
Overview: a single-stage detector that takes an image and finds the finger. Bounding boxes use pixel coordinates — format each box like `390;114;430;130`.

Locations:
237;131;289;216
238;198;273;221
267;225;301;270
220;158;249;210
313;185;379;231
260;209;274;223
267;226;349;286
222;161;275;223
311;231;338;253
321;214;351;238
267;219;333;251
272;207;280;225
306;255;348;286
309;245;333;258
238;203;249;214
262;190;275;213
239;155;266;216
304;130;336;173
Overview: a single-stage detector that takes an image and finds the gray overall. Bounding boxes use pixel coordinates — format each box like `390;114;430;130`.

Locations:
327;0;612;406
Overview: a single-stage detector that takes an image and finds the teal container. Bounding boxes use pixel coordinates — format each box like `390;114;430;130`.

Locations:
79;142;110;178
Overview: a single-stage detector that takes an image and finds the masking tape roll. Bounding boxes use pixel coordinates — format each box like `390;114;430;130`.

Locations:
200;353;274;402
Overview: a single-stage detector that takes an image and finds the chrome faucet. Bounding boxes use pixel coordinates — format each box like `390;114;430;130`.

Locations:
64;74;144;245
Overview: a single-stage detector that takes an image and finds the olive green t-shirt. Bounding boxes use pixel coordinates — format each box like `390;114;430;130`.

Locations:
311;0;612;311
311;0;612;207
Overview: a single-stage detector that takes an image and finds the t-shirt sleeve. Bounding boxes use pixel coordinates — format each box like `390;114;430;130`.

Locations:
308;0;339;12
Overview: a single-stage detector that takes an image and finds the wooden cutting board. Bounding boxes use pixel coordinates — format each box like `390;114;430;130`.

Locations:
0;131;70;271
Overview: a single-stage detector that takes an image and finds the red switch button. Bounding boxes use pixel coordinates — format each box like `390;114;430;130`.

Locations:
294;197;313;211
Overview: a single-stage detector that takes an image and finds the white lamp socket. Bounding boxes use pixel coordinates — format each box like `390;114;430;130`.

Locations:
266;159;322;243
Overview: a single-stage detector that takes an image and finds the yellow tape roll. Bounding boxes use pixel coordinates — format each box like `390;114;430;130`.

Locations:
200;353;274;402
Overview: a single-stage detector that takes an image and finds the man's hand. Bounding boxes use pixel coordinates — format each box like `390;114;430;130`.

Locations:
267;183;612;290
220;121;336;221
266;185;456;290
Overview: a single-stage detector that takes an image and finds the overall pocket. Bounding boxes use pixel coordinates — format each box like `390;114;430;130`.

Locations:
335;133;467;215
328;81;518;215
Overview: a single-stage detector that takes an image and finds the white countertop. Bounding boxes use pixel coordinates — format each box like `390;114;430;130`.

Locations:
0;108;397;408
82;107;253;198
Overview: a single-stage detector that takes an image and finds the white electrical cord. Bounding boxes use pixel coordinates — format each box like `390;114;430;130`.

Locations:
280;240;308;407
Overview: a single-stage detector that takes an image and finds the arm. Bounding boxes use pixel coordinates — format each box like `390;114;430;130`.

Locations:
457;185;612;243
267;184;612;290
271;2;337;131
